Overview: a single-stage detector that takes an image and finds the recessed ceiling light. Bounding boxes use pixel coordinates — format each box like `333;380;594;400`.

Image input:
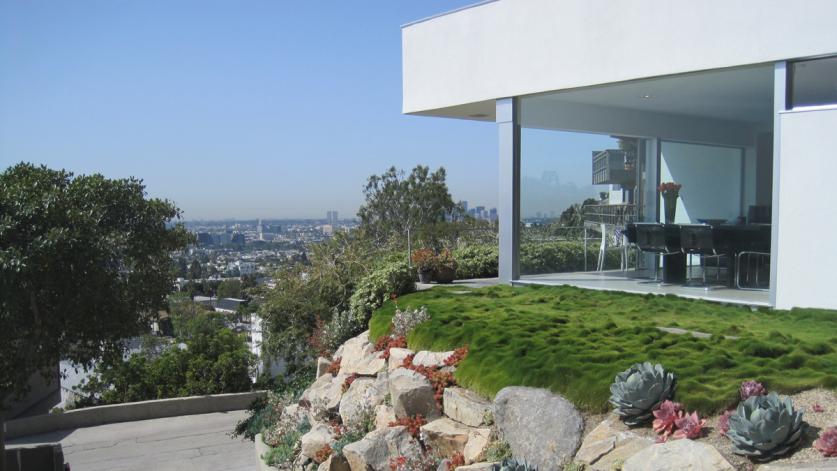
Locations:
468;113;489;118
639;94;654;99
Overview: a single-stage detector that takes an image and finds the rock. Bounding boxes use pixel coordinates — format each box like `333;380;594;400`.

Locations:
463;427;492;464
575;415;654;470
758;463;837;470
340;331;386;376
300;423;335;460
342;426;422;471
316;357;332;378
493;386;583;471
375;404;396;431
301;372;345;411
412;350;454;368
388;368;440;419
317;454;351;471
454;463;500;471
621;439;734;471
339;375;387;427
443;387;492;427
387;347;413;371
421;417;472;456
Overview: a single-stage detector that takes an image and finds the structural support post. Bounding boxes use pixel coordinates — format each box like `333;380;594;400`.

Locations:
769;61;786;307
497;98;520;283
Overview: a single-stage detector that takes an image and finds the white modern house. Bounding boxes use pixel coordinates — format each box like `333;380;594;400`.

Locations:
402;0;837;310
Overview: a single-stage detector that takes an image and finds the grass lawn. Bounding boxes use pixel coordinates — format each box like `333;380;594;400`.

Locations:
369;285;837;415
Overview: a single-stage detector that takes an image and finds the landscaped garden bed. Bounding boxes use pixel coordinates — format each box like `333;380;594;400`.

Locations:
370;285;837;415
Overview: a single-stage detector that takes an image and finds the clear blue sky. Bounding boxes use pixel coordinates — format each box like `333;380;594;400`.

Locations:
0;1;499;220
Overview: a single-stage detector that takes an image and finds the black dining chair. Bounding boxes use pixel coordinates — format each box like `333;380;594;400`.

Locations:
679;224;726;289
633;223;680;283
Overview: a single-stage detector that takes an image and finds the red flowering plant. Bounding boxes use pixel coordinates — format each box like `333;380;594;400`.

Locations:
314;444;333;464
326;357;341;377
411;248;437;272
375;334;408;360
658;182;682;196
717;409;734;437
389;414;428;439
342;373;359;393
672;411;707;440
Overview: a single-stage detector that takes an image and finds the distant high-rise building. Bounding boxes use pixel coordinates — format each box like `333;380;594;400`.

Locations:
257;219;264;241
460;200;469;212
326;210;339;224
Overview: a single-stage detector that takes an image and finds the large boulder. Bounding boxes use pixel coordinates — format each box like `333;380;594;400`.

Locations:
443;387;491;427
340;331;386;376
493;386;583;471
388;368;440;419
455;464;500;471
621;439;734;471
575;415;654;470
412;350;454;368
342;426;422;471
301;372;345;411
300;423;336;461
420;417;472;457
339;374;388;426
387;348;413;371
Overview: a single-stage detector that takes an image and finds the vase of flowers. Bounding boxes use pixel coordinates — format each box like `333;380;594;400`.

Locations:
411;248;436;283
659;182;682;224
659;182;683;224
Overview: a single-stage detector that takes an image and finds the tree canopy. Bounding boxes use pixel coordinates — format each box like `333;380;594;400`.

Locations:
0;163;191;405
357;165;456;245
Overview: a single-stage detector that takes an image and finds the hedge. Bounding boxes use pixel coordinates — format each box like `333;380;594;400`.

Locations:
452;242;631;278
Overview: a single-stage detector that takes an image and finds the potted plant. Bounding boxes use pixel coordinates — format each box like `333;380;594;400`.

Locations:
434;249;458;284
658;182;682;224
411;248;436;283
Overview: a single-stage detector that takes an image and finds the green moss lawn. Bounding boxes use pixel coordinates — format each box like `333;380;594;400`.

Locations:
370;285;837;415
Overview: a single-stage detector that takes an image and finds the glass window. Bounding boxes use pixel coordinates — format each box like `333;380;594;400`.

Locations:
789;56;837;108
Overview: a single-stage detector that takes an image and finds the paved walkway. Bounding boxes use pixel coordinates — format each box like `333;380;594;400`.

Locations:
7;410;256;471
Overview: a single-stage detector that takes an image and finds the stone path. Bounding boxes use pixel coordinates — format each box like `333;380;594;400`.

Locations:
7;410;256;471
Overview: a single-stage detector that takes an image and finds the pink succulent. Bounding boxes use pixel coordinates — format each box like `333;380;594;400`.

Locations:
717;409;733;437
815;427;837;457
673;411;707;439
812;403;825;413
652;400;683;439
739;380;767;400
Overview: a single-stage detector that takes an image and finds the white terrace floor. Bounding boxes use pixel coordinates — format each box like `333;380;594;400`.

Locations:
7;411;256;471
516;270;770;307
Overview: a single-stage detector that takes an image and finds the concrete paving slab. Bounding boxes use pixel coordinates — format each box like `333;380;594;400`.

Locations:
7;410;257;471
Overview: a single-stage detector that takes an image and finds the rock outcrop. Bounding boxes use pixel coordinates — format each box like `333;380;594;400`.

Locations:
493;386;584;471
575;414;654;470
621;439;734;471
339;331;386;376
342;426;422;471
443;387;492;427
388;368;440;419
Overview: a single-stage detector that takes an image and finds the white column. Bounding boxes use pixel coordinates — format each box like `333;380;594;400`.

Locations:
497;98;520;283
769;62;786;307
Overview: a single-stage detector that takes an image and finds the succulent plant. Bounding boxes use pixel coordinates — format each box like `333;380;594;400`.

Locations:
718;409;733;437
609;362;676;426
672;411;707;439
727;392;806;461
490;458;538;471
739;380;767;400
814;426;837;457
652;400;683;438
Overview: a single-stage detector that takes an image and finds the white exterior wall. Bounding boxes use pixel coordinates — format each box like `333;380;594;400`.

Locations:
403;0;837;114
774;107;837;310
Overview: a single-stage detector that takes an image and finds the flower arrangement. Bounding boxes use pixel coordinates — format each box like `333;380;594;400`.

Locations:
658;182;682;195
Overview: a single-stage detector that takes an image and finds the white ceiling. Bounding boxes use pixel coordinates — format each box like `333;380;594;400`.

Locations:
540;65;775;125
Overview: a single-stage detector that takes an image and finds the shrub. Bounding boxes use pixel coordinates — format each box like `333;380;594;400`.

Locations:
263;415;311;466
392;306;430;337
311;310;365;357
350;260;415;324
454;244;499;279
520;241;625;274
411;248;437;272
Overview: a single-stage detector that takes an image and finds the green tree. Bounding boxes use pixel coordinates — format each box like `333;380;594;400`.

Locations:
0;163;191;447
357;165;456;247
189;259;203;280
217;279;243;299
